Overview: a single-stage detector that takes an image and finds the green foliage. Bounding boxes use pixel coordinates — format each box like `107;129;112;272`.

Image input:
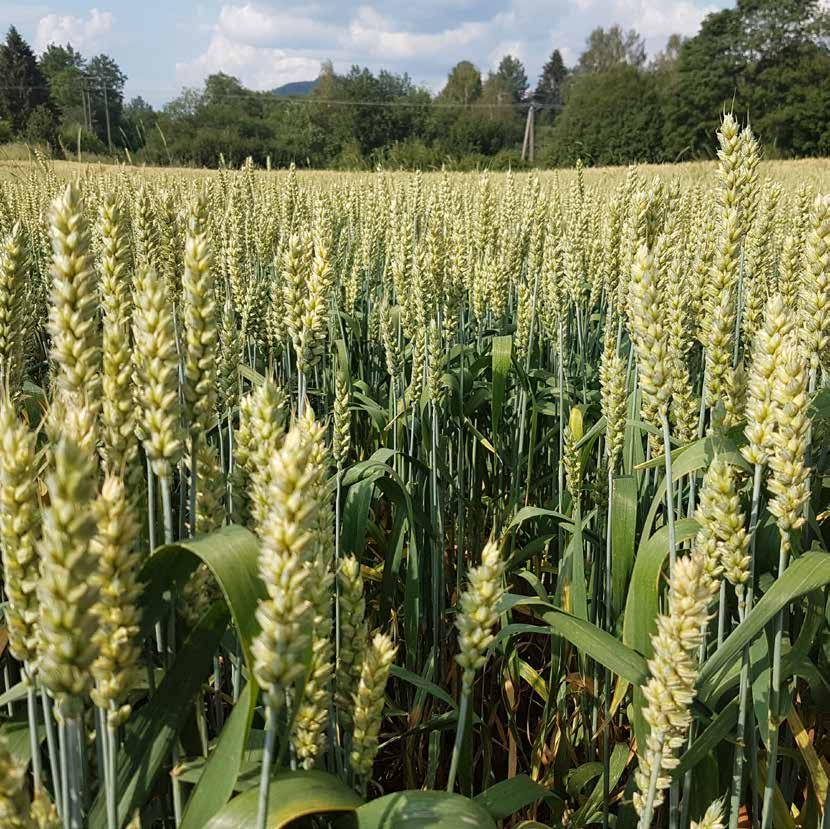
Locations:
86;53;127;144
343;791;498;828
544;64;662;166
58;123;106;155
577;25;646;74
494;54;529;103
203;771;362;828
534;49;568;124
309;66;431;159
39;44;86;126
3;4;830;167
663;0;830;159
0;26;53;134
439;61;483;104
25;104;56;145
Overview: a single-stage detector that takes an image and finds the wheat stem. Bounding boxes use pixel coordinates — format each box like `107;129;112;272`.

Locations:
446;687;470;793
661;413;676;575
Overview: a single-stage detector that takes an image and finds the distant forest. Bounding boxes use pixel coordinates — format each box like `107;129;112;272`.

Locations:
1;0;829;169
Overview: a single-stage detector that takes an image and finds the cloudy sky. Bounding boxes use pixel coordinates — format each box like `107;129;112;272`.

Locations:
2;0;731;106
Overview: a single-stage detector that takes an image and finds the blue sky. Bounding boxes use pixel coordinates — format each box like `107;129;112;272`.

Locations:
1;0;731;107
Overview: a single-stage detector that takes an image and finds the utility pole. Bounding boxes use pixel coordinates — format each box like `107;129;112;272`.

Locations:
83;78;92;132
521;104;535;163
101;81;113;152
529;104;535;164
80;81;88;131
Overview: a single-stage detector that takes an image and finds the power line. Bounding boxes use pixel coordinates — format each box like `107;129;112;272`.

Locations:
252;95;534;110
0;83;538;110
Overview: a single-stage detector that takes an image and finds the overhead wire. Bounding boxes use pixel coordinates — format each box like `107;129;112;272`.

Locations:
0;83;540;110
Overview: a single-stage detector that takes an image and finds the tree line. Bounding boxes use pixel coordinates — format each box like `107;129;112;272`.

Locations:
1;0;829;169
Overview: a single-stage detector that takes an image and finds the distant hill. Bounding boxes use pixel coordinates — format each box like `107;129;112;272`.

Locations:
271;80;318;97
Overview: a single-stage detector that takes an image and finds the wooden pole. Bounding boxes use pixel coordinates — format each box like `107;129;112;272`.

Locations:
102;82;113;152
528;105;535;164
521;106;533;162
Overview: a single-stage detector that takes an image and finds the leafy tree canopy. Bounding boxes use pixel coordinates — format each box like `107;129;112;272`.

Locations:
662;0;830;158
577;25;646;73
494;54;529;103
545;63;662;166
439;61;483;104
2;9;830;169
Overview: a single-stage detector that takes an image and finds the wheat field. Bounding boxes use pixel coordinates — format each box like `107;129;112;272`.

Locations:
0;117;829;829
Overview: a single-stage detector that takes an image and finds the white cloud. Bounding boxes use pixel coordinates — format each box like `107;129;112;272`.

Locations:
35;7;113;52
177;2;516;91
175;0;727;94
617;0;717;47
175;30;322;91
347;6;493;61
217;3;339;49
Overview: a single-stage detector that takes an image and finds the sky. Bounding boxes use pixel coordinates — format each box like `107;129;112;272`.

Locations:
1;0;732;107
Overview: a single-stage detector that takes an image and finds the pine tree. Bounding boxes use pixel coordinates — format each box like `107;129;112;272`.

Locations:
0;27;53;134
534;49;568;116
